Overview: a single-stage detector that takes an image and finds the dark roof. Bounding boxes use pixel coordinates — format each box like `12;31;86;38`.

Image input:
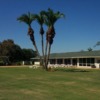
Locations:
49;50;100;58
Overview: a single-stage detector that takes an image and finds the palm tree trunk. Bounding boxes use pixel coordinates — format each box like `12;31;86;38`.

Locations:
30;35;42;65
44;41;49;70
41;34;45;68
46;43;51;70
33;42;41;58
33;42;42;65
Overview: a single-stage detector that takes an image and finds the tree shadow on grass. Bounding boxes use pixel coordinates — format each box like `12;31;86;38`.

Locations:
55;68;90;73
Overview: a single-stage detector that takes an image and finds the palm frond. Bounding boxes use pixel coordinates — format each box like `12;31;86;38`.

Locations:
43;8;65;26
17;12;35;27
34;11;45;26
94;41;100;47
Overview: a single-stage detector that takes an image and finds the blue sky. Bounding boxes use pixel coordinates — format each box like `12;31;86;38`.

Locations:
0;0;100;54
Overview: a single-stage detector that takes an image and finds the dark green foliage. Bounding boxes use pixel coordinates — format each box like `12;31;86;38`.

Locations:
88;47;93;51
17;12;35;27
22;48;37;61
0;39;37;65
0;39;23;63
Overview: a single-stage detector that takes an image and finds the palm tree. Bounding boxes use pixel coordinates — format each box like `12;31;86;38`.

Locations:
17;12;41;60
88;47;93;51
94;41;100;47
34;11;45;67
43;8;65;70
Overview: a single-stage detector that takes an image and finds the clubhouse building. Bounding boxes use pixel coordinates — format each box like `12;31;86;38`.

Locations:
32;50;100;68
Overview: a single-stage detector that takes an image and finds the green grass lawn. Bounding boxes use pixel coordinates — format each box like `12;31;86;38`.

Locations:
0;67;100;100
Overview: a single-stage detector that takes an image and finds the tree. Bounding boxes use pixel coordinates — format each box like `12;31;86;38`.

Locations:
43;8;65;70
34;11;45;67
17;12;41;61
94;41;100;47
17;8;65;71
0;39;37;65
0;42;2;55
87;47;93;51
0;39;23;63
22;48;37;61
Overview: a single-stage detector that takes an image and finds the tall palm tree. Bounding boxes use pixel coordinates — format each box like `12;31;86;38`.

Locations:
17;12;41;59
34;11;45;67
94;41;100;47
43;8;65;70
87;47;93;51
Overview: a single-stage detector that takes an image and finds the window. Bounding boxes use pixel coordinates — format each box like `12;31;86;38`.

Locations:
64;59;71;64
79;58;94;66
79;58;82;63
50;59;56;64
83;58;86;63
87;58;91;63
97;60;100;63
91;58;94;63
87;58;94;66
57;59;63;64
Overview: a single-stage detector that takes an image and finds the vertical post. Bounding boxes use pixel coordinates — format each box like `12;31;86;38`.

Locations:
77;58;79;67
55;59;57;64
63;58;65;64
71;58;73;66
94;58;99;68
22;61;25;65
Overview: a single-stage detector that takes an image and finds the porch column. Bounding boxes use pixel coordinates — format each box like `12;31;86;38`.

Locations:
95;58;100;68
77;58;79;67
63;58;65;64
55;59;57;64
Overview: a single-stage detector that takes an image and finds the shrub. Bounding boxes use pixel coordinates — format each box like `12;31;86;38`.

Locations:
91;65;96;68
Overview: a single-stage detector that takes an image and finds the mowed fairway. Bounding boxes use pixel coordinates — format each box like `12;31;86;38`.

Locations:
0;67;100;100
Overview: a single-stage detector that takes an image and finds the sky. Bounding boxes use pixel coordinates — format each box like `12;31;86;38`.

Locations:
0;0;100;54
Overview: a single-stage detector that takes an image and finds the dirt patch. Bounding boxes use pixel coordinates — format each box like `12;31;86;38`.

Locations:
20;89;34;95
63;81;76;85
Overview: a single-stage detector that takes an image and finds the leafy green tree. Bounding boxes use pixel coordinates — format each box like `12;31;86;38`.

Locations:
0;39;23;63
0;39;37;65
0;42;2;55
22;48;37;61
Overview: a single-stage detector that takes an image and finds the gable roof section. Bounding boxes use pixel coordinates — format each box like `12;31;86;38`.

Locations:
50;50;100;58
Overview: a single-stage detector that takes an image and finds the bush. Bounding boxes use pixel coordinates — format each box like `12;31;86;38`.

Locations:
91;65;96;68
16;62;22;65
0;61;4;66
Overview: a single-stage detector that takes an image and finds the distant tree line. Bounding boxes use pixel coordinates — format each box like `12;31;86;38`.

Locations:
0;39;37;65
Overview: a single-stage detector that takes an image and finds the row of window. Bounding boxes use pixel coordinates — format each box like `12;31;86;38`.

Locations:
79;58;94;63
50;59;71;64
50;58;95;66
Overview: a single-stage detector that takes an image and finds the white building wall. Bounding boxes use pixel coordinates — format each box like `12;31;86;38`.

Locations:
77;58;79;67
49;57;100;69
95;58;100;68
